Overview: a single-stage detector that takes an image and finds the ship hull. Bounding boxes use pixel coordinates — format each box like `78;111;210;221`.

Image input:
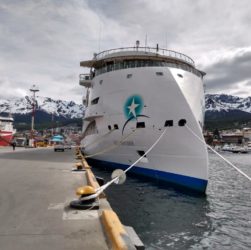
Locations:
87;157;207;193
0;131;13;146
81;66;208;193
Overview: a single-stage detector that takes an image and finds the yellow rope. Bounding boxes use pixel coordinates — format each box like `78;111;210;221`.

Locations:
85;129;136;159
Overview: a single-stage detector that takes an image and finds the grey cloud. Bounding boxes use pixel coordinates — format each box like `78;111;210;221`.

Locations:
1;0;251;102
86;0;251;51
204;50;251;92
233;89;250;96
245;80;251;87
0;0;98;102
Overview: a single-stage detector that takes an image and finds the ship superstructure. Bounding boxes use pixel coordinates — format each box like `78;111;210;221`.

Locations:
79;43;208;193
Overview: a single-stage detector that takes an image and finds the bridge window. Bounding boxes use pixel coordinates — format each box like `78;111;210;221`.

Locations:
95;60;202;79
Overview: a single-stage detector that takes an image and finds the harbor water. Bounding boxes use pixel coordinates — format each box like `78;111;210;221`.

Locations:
91;152;251;249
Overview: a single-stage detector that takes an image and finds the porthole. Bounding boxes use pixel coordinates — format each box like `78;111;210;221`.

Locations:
127;74;132;79
156;72;163;76
137;150;146;157
136;122;145;128
178;119;187;126
91;97;99;105
164;120;173;127
177;74;183;78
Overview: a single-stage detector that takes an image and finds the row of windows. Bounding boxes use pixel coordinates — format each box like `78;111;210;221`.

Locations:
83;119;187;138
107;119;187;131
95;60;202;78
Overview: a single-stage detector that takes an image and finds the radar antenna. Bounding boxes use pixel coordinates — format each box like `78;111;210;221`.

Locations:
136;40;140;50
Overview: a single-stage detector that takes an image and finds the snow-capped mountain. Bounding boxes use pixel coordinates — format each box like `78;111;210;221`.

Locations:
205;94;251;113
0;96;84;119
205;94;251;128
0;94;250;130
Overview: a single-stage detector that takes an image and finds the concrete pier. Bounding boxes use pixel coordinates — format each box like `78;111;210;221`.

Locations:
0;147;143;250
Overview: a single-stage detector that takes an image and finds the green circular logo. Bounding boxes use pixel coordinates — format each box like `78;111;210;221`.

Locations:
124;95;143;120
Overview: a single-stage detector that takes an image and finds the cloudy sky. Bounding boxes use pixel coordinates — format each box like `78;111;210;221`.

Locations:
1;0;251;103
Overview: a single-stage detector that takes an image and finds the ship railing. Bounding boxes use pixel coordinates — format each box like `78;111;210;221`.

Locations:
94;46;195;66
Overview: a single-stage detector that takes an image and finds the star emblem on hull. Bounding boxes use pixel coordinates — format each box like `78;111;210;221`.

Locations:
124;95;143;120
122;94;150;134
127;98;139;118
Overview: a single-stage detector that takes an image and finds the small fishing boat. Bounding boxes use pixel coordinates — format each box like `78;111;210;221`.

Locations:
0;116;16;146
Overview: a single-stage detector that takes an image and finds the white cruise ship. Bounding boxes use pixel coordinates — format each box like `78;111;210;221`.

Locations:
79;42;208;193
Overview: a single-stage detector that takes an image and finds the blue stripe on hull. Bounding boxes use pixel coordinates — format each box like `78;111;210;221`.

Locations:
86;158;208;194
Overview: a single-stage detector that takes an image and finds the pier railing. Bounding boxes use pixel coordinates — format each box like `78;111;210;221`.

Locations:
94;46;195;66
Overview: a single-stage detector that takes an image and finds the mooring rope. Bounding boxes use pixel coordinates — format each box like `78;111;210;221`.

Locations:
186;124;251;181
80;127;168;201
84;129;137;159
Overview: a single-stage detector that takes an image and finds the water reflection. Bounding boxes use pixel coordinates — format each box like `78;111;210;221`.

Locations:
92;167;213;249
91;153;251;249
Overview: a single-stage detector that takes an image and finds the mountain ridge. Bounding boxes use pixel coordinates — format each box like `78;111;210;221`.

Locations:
205;94;251;113
1;94;250;130
205;94;251;129
0;96;84;119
